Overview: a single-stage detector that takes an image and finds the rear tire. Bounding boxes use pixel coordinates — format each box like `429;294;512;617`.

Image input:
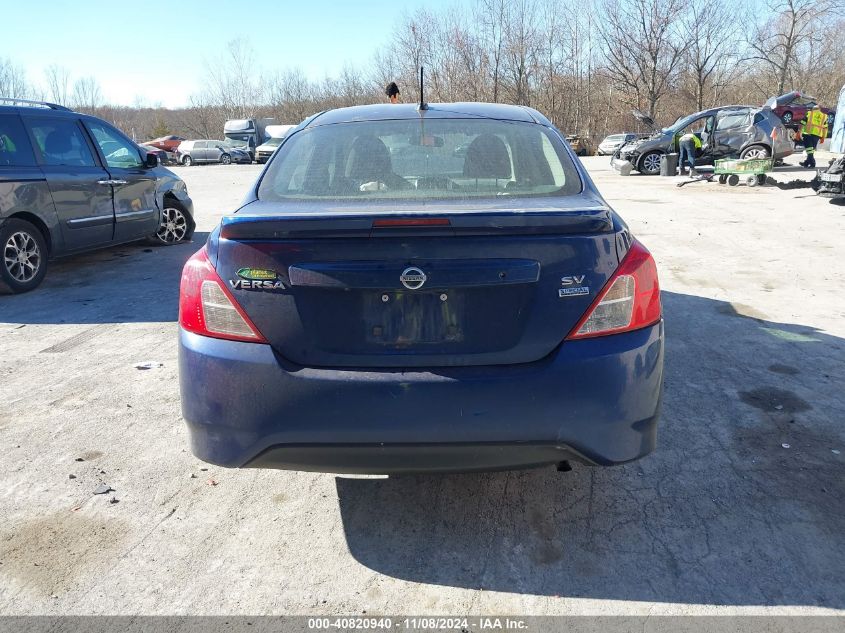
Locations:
0;218;48;294
718;174;728;184
182;155;193;166
740;145;770;160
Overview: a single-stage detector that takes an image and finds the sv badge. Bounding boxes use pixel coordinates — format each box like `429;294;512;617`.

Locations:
561;275;586;285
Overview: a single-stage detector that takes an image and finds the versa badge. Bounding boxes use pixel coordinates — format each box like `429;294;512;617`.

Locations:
230;267;286;291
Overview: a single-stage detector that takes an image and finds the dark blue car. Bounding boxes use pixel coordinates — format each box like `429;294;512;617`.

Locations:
178;102;664;474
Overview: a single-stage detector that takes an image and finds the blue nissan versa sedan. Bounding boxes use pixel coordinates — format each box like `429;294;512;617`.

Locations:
178;102;664;474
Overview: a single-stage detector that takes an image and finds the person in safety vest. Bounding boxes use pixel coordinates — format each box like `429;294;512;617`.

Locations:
678;131;702;176
800;104;829;168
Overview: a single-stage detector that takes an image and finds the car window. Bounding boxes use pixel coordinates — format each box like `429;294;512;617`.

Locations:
678;118;707;135
28;119;97;167
716;112;751;131
258;119;581;201
86;122;143;169
0;114;37;167
666;113;709;135
195;141;206;149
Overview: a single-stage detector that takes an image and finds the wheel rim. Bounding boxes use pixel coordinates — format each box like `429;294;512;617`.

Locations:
156;207;188;243
642;153;661;173
4;230;41;283
783;113;792;123
744;148;768;159
221;155;231;164
184;157;192;165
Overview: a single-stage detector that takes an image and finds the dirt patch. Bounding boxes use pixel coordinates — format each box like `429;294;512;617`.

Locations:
0;510;129;596
738;387;811;414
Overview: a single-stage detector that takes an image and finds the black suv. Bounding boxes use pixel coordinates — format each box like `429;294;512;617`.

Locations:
0;99;195;293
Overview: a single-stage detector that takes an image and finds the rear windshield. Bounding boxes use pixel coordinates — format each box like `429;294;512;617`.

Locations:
257;118;581;201
604;135;624;141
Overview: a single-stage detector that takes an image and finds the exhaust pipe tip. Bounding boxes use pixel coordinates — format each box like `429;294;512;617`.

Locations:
556;460;572;473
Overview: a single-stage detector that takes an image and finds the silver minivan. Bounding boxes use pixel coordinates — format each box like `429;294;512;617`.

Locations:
177;140;251;166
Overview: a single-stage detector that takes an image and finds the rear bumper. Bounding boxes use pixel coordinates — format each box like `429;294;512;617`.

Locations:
179;321;664;473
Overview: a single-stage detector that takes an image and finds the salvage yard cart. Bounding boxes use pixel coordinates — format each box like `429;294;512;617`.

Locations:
714;157;773;187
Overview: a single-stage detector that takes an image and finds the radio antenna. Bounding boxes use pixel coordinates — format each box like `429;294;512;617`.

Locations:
418;66;428;111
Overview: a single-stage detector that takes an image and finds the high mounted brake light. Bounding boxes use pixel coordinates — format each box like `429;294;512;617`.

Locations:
179;247;267;343
372;218;451;228
566;239;661;339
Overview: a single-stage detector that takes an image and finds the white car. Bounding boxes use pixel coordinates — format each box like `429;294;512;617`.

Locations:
597;133;640;156
256;125;296;163
256;137;284;164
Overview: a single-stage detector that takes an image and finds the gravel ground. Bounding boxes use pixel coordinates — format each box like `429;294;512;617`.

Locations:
1;154;843;616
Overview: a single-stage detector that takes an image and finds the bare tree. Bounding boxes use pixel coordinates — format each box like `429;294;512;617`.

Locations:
178;96;225;139
267;68;317;123
678;2;744;110
476;0;510;102
44;64;71;105
500;0;540;105
788;17;845;105
0;57;31;100
71;76;103;111
597;0;689;117
203;38;263;118
749;0;845;96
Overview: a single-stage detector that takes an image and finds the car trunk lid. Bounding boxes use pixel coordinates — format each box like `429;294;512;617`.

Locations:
214;198;623;368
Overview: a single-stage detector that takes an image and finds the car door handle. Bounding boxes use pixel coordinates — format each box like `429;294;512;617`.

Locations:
97;179;128;185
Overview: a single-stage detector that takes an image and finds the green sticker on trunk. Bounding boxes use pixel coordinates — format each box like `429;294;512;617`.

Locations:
237;267;278;281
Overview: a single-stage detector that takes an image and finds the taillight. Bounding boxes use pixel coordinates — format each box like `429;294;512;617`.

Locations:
179;247;267;343
567;239;661;340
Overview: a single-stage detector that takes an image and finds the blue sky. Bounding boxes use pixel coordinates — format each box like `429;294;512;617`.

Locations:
7;0;462;108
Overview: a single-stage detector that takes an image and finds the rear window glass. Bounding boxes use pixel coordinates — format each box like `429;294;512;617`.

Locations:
0;115;36;167
257;119;581;201
716;112;750;130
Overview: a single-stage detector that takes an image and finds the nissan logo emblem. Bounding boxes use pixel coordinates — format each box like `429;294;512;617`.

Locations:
400;266;427;290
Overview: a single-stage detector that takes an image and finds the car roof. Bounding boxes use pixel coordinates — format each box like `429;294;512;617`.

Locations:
0;104;80;117
305;102;547;128
697;105;758;116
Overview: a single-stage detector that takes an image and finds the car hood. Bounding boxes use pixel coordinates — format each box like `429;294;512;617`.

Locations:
631;108;658;131
619;133;665;153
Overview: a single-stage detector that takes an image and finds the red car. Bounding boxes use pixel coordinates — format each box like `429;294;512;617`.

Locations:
145;134;185;152
766;92;835;129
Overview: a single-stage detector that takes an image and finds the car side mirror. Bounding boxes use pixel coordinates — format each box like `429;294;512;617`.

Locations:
145;153;158;168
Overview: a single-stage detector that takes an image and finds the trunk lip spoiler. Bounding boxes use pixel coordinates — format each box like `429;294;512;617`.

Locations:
218;207;615;240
